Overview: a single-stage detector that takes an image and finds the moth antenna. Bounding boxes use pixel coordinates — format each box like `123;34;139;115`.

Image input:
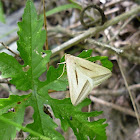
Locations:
57;62;66;65
57;64;66;79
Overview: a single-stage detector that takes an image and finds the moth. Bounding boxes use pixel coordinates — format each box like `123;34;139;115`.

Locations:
65;54;112;106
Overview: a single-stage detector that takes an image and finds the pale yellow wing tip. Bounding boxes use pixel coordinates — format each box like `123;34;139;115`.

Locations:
71;101;78;106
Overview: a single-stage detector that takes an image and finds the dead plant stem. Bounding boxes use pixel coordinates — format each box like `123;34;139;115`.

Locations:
51;5;140;56
0;42;19;57
117;58;140;127
43;0;49;69
90;96;140;119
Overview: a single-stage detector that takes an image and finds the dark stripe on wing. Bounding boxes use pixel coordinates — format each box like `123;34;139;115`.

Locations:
75;70;78;85
75;80;89;104
80;65;92;71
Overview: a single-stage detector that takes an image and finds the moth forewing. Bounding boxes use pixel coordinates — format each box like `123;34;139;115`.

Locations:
91;73;112;88
72;69;93;105
66;61;92;105
74;79;92;106
65;54;112;106
76;57;111;78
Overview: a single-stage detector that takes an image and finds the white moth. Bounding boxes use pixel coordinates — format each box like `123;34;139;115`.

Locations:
65;54;112;106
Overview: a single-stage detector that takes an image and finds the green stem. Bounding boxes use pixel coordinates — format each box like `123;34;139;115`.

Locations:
0;116;50;140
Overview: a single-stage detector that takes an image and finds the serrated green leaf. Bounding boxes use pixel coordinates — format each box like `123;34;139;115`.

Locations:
76;50;113;70
39;66;107;140
38;90;107;140
26;94;64;140
77;49;93;58
17;0;52;79
0;110;50;140
100;59;113;71
0;112;17;140
80;119;108;140
0;99;26;140
0;0;51;91
0;53;23;78
0;94;30;115
39;64;67;92
0;52;33;90
87;56;113;71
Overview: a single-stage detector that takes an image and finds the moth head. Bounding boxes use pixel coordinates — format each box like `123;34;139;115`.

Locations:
65;54;71;60
65;54;77;65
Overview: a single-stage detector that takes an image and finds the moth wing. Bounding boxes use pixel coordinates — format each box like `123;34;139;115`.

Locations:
65;55;91;105
65;54;112;106
73;55;112;87
90;73;112;88
75;55;112;78
73;68;93;105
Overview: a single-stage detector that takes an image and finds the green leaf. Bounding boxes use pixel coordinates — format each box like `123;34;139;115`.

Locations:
0;0;61;139
0;113;19;140
0;94;30;115
87;56;113;71
0;0;52;91
39;65;67;91
39;89;107;140
0;0;5;23
45;3;81;17
83;119;108;140
0;53;32;90
77;49;93;58
0;96;26;140
76;50;113;71
0;110;50;140
17;0;52;76
26;94;64;140
100;58;113;71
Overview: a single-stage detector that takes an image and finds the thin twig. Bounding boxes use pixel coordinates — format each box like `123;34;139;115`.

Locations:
90;96;140;119
0;36;18;50
121;52;140;64
0;78;10;84
0;42;19;57
117;57;140;127
43;0;49;69
87;39;123;54
43;0;48;50
105;0;123;8
105;7;120;16
109;15;136;43
90;83;140;96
